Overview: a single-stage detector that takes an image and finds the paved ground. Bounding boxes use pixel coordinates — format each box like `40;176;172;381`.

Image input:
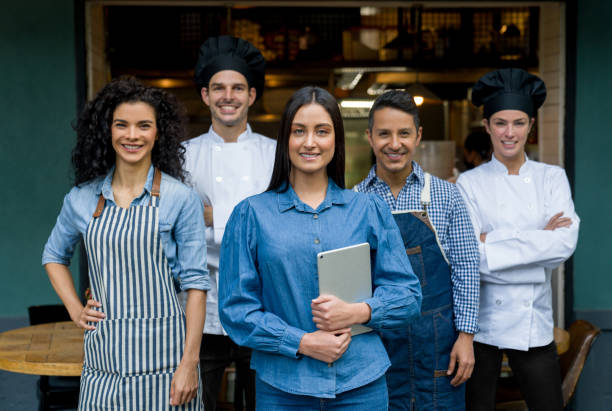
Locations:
0;317;76;411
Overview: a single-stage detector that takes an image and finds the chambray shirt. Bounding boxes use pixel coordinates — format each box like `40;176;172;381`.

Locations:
42;166;210;292
356;162;480;334
218;179;422;398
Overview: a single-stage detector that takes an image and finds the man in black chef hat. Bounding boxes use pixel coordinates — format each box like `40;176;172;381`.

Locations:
182;36;276;411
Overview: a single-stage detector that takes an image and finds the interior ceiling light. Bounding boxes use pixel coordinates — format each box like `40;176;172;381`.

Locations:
405;82;439;106
340;100;374;109
337;71;364;91
367;83;388;96
360;7;378;16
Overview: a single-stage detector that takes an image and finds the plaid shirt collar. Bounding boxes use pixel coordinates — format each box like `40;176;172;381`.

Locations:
362;161;426;191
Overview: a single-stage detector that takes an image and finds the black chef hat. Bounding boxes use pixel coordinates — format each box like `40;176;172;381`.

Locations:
194;36;266;101
472;68;546;119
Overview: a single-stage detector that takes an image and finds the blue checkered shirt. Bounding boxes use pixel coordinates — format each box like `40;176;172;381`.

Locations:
355;162;480;334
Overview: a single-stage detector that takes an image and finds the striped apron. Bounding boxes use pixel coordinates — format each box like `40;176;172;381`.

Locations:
79;169;203;410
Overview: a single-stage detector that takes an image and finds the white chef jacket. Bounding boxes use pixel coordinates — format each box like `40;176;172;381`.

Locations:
456;155;579;351
183;124;276;335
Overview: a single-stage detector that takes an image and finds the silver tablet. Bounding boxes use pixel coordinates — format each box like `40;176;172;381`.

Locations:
317;242;373;336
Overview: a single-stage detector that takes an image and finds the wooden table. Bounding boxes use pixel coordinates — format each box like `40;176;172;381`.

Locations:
0;321;83;376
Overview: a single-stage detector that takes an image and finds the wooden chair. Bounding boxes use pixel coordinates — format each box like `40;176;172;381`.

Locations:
495;320;601;410
559;320;600;406
27;305;80;411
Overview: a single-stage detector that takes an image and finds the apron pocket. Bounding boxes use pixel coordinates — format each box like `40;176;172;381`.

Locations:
406;247;427;288
84;316;185;375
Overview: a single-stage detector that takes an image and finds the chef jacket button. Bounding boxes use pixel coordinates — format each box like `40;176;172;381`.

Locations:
314;238;320;244
215;176;223;183
313;214;319;219
214;145;221;151
495;299;502;305
524;177;531;183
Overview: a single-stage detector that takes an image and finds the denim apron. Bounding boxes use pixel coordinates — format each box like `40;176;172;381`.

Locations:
382;173;464;411
79;169;202;410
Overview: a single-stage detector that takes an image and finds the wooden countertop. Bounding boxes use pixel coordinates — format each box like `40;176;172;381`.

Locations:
0;321;83;376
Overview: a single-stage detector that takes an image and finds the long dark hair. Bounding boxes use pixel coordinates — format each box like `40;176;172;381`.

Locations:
72;76;186;185
267;86;345;192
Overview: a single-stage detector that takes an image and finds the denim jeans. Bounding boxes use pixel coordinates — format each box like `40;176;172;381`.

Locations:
255;375;388;410
466;341;563;411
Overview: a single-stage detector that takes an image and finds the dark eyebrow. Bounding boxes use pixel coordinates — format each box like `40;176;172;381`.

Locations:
315;123;332;128
210;82;246;88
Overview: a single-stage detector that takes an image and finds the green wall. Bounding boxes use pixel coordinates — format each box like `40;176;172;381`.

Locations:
0;1;78;317
573;0;612;311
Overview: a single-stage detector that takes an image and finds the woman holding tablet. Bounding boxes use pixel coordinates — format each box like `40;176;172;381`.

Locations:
457;69;580;411
218;86;421;410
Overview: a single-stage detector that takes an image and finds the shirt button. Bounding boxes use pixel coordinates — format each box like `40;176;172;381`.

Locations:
215;176;223;183
524;301;530;308
524;177;531;183
313;214;319;219
528;203;534;210
314;238;320;244
241;175;250;181
214;145;221;151
496;299;502;305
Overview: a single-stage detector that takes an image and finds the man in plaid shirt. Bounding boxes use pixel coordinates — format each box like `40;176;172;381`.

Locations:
355;90;480;411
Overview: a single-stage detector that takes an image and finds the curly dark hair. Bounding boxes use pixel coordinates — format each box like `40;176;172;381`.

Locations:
72;76;187;185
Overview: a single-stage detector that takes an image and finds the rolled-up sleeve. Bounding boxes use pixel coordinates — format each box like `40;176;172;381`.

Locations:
447;187;480;334
42;189;83;266
174;189;210;292
218;200;306;358
364;195;422;330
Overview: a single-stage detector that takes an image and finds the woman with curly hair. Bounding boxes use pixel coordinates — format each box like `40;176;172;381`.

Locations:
42;77;209;410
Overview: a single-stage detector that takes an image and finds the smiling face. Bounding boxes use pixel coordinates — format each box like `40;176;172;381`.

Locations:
201;70;255;132
483;109;534;167
288;103;335;182
367;107;422;180
111;101;157;170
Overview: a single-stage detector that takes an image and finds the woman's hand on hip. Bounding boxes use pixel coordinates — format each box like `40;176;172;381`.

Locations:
170;360;199;406
298;329;352;363
311;295;371;332
75;299;105;330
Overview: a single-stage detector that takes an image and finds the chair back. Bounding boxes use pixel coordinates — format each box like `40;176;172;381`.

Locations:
28;304;71;326
559;320;601;406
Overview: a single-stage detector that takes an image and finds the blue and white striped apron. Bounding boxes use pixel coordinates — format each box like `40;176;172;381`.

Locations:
79;169;203;410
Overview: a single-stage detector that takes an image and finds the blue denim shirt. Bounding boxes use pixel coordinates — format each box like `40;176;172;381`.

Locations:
42;166;210;292
218;179;422;397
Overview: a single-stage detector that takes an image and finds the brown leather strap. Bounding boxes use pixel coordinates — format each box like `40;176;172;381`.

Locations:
151;168;161;197
92;195;106;218
406;245;422;256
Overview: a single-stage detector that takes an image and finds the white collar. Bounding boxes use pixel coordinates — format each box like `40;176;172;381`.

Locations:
207;123;253;144
489;153;531;175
